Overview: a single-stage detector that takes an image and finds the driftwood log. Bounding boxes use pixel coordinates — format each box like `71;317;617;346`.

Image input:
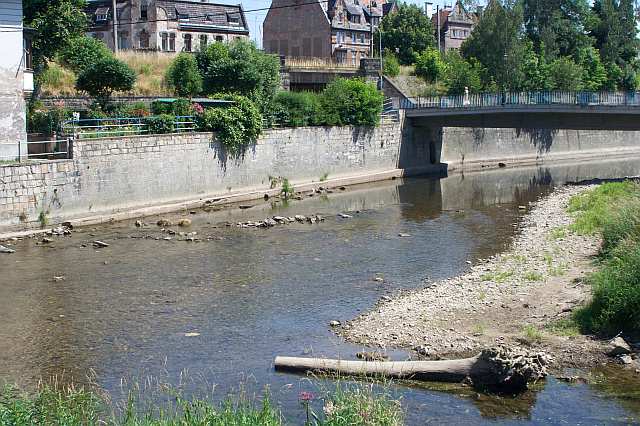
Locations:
275;346;551;392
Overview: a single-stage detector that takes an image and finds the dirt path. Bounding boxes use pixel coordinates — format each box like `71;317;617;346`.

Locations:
340;185;609;370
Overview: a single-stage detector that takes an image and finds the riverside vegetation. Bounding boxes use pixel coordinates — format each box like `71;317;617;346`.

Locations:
0;379;403;426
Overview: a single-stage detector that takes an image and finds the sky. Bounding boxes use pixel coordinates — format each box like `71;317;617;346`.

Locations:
212;0;455;48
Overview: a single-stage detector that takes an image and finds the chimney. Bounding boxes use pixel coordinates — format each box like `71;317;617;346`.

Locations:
425;2;434;17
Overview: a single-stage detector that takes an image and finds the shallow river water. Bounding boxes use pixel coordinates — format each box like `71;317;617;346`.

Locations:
2;158;640;424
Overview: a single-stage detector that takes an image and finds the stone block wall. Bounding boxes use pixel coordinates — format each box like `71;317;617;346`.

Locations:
0;123;415;231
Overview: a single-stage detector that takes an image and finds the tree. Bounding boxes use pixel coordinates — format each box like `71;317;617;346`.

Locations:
196;39;280;113
548;57;584;90
319;78;384;126
512;41;552;91
461;0;524;89
23;0;88;68
58;36;112;73
443;52;483;95
414;48;447;83
166;53;203;97
577;47;607;91
376;4;435;65
523;0;592;59
382;51;400;77
76;57;136;106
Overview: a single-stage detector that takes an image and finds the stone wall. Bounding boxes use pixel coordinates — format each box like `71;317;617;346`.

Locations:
0;123;422;231
440;127;640;171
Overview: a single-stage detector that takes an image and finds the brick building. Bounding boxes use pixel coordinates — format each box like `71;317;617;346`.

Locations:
430;1;479;52
263;0;397;65
85;0;250;53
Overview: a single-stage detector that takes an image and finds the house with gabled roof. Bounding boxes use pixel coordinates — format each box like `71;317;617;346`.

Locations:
85;0;250;53
263;0;397;66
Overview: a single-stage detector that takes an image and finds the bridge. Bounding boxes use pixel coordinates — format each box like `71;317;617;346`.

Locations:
396;91;640;130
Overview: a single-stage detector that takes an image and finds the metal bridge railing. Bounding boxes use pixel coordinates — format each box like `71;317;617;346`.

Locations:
399;91;640;110
0;139;73;163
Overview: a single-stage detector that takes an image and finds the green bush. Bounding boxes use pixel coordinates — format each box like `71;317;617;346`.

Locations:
27;106;71;136
319;78;384;127
442;52;483;95
196;39;280;113
150;99;193;116
58;36;113;73
75;57;136;106
415;48;446;83
144;114;175;134
548;57;584;91
382;52;400;78
273;91;321;127
109;101;150;118
151;100;174;115
196;95;262;152
165;52;203;97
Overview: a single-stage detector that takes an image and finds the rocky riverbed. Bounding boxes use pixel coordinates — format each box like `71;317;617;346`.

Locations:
340;185;633;370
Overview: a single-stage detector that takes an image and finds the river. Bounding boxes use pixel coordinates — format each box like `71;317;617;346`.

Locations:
1;158;640;424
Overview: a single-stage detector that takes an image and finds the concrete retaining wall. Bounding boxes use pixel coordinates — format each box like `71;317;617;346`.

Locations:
441;128;640;170
0;123;428;231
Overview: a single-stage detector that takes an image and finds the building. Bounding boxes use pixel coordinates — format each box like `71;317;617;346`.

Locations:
85;0;250;53
263;0;397;66
429;1;479;52
0;0;33;161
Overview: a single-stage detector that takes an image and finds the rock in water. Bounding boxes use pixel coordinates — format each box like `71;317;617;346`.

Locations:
607;336;632;356
93;240;109;248
178;218;192;227
475;346;551;392
329;320;341;327
0;245;15;254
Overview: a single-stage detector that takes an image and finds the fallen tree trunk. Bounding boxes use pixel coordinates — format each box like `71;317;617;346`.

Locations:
275;346;551;392
275;355;487;383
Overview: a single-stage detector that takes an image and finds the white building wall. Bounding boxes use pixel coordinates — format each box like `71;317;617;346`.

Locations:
0;0;27;161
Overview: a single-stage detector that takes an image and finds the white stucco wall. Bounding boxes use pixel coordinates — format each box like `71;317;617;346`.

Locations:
0;0;27;161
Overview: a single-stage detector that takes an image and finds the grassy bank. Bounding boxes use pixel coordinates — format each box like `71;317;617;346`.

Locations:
568;181;640;335
0;380;403;426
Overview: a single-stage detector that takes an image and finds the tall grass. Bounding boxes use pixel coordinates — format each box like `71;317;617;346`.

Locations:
37;63;77;96
569;181;640;335
0;379;404;425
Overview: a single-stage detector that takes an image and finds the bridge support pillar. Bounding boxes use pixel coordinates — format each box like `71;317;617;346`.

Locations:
398;124;443;171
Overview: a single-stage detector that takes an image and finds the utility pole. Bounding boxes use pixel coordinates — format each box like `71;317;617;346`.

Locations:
369;1;374;58
112;0;119;53
436;4;441;53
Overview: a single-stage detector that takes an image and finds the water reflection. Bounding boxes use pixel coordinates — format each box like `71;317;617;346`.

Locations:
1;158;640;423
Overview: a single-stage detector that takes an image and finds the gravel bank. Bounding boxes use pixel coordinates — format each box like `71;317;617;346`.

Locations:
341;185;605;366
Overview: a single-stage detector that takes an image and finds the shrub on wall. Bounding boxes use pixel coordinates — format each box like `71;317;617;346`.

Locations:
144;114;175;134
75;57;136;106
27;104;71;136
273;91;322;127
319;78;384;127
382;52;400;78
165;53;203;97
196;95;262;153
58;36;113;73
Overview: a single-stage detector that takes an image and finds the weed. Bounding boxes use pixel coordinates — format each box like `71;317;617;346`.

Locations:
472;323;486;335
38;210;49;228
480;270;514;283
281;178;295;200
478;290;487;301
523;271;544;282
521;324;543;344
544;318;581;337
543;252;554;266
548;226;568;240
549;263;568;277
320;172;329;182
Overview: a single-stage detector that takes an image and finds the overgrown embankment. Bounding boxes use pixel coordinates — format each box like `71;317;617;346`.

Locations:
569;181;640;337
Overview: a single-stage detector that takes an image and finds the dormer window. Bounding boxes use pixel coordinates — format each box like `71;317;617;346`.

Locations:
176;6;189;20
350;15;361;23
95;7;109;23
227;12;240;25
206;14;215;21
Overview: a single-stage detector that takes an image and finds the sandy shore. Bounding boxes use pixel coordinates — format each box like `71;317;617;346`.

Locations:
341;185;609;370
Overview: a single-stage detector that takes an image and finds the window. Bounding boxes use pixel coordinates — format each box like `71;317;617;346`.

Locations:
139;30;150;49
359;33;365;43
176;6;189;20
336;31;344;43
216;35;224;42
351;32;356;42
118;32;128;49
227;12;240;25
351;51;357;65
169;33;176;51
350;15;361;23
161;32;168;51
140;1;148;20
95;7;109;23
183;34;192;51
24;37;32;70
200;34;207;50
336;50;346;63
